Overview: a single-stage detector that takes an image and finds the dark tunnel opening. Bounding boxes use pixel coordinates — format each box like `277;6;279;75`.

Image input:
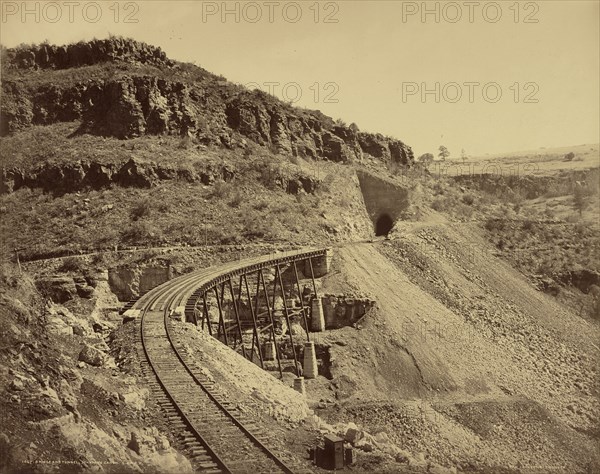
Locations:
375;214;394;236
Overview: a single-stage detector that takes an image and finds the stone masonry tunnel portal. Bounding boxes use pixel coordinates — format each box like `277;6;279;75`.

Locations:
357;170;409;237
375;213;394;236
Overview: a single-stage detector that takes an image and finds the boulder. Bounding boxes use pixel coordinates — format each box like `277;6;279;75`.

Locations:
127;428;164;456
86;162;115;188
36;276;77;303
58;379;78;414
78;344;107;367
72;325;86;336
122;309;141;323
408;452;428;468
47;316;74;337
344;423;364;444
169;306;186;322
92;321;111;333
9;379;25;391
115;158;158;188
76;284;95;299
373;431;391;446
355;437;374;452
120;388;149;410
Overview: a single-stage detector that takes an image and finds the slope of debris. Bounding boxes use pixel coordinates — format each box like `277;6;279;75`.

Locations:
0;263;192;473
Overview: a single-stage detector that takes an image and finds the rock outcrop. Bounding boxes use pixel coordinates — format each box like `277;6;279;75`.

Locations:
0;157;321;196
1;39;414;166
0;158;235;194
3;37;172;71
35;276;78;303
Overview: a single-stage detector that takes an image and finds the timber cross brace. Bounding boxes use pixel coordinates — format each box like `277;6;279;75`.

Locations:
184;249;330;379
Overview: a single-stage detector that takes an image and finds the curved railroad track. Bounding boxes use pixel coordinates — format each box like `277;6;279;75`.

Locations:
134;250;326;473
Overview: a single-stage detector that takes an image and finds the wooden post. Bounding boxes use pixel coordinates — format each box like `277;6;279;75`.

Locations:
259;269;283;379
228;277;246;359
214;285;228;346
202;293;213;336
15;250;22;274
308;257;319;297
293;260;311;342
277;264;299;377
244;273;264;368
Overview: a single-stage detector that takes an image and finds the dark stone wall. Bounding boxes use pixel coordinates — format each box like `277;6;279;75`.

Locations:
356;170;410;232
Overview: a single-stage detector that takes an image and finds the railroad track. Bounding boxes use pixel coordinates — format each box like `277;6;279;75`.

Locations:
135;252;322;473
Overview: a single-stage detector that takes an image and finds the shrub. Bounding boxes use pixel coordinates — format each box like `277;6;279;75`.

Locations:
177;136;194;149
210;180;231;199
573;186;588;216
130;199;152;221
432;182;445;196
513;202;522;214
522;219;535;231
156;201;169;213
228;190;244;208
121;221;154;242
256;161;283;191
91;253;106;266
430;197;447;212
485;218;506;232
455;203;474;219
57;256;83;273
0;262;22;288
462;194;475;206
253;200;269;211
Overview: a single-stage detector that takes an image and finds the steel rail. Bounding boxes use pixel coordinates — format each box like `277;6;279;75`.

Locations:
140;284;231;473
136;249;326;473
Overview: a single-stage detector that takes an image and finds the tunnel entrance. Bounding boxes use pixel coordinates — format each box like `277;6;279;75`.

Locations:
356;170;409;237
375;214;394;236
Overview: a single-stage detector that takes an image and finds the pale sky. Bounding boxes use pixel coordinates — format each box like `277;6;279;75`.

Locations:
1;0;599;157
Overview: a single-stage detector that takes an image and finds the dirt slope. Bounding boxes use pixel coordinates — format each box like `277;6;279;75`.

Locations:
317;220;599;472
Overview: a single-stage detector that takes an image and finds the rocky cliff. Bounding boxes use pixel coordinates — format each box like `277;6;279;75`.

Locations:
1;38;413;166
2;37;172;71
0;156;322;196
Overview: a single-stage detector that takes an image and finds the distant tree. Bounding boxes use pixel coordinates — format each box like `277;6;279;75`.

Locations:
573;185;588;216
349;122;360;133
418;153;434;164
461;148;467;163
564;152;575;161
438;145;450;161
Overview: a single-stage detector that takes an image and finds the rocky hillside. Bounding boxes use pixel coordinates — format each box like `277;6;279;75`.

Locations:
1;37;413;166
